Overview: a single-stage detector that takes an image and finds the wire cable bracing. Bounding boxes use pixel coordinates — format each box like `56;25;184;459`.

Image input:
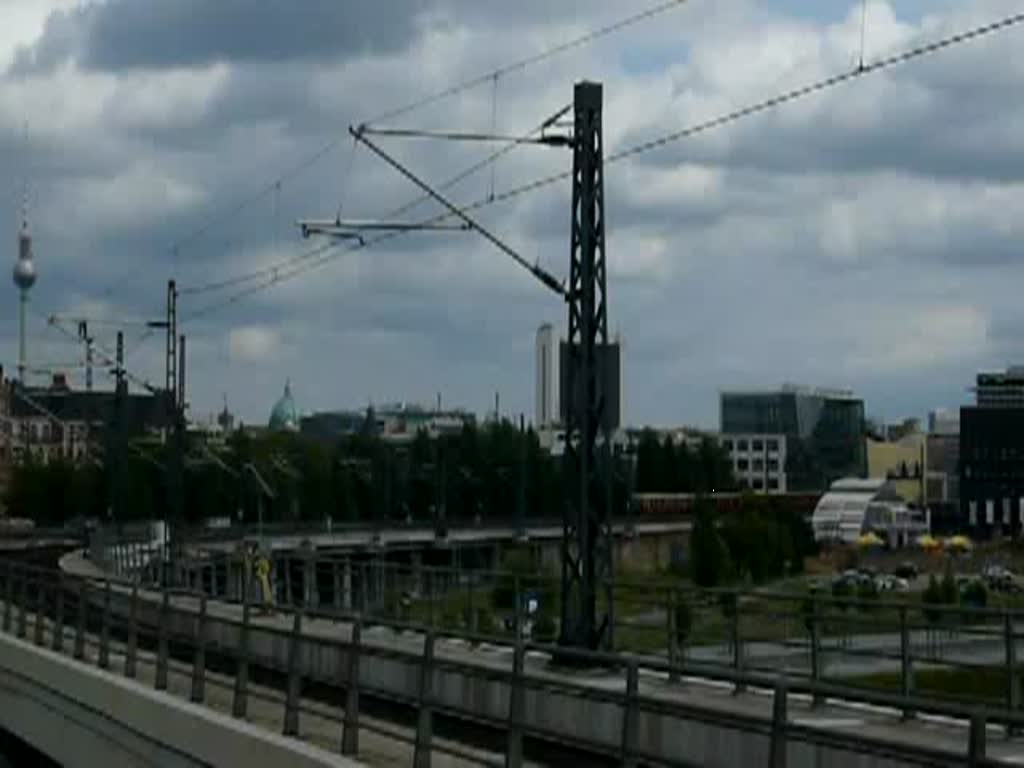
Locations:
178;9;1024;322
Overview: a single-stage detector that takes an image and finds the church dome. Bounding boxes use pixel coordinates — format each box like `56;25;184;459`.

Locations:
269;381;299;432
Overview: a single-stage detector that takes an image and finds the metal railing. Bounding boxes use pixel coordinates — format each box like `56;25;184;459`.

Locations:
90;530;1024;730
0;558;1015;767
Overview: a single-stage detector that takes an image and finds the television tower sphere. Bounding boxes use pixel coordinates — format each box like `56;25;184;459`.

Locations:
13;228;36;291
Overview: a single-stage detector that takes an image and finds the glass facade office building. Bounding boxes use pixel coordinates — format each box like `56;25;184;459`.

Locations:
720;387;866;492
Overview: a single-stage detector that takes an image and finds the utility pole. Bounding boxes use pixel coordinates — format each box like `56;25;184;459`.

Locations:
150;279;184;584
517;413;527;540
77;321;94;392
112;331;128;525
560;81;614;652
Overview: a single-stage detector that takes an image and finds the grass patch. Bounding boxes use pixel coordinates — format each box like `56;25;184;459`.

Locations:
852;665;1016;706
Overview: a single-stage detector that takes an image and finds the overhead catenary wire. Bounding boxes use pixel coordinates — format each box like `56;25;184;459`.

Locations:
362;0;692;126
178;9;1024;322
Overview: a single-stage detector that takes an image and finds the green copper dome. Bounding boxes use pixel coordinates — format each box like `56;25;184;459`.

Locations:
269;381;298;432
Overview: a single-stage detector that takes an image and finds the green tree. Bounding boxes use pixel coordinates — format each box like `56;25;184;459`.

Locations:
922;574;944;626
634;429;663;493
690;498;732;588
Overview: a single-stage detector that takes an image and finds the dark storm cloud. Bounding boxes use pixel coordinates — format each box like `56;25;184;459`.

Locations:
10;0;630;76
11;0;427;74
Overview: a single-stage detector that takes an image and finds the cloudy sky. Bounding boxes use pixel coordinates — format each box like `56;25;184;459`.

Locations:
2;0;1023;429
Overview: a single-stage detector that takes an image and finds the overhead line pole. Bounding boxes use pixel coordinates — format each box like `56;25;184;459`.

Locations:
560;81;613;652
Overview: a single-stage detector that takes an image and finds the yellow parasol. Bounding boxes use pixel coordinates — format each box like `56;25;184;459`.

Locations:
857;531;884;548
945;535;973;551
917;534;941;550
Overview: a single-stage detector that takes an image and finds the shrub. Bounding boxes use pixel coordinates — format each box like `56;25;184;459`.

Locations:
857;579;879;607
532;612;557;643
961;579;988;609
673;598;693;647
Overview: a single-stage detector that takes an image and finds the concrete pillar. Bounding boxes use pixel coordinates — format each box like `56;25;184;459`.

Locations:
343;559;353;611
412;552;424;597
228;554;244;602
211;560;220;598
302;543;319;609
332;560;342;612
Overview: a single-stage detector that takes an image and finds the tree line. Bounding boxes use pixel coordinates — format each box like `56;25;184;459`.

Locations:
633;429;736;494
4;419;638;529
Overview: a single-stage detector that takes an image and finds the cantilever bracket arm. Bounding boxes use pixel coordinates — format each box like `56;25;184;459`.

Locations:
297;219;469;240
349;124;566;300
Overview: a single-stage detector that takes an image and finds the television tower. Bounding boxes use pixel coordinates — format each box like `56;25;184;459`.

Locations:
13;190;37;383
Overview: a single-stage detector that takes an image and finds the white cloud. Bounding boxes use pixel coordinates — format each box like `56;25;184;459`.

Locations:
228;325;282;364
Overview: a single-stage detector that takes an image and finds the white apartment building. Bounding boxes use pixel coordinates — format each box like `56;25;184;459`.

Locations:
719;433;788;494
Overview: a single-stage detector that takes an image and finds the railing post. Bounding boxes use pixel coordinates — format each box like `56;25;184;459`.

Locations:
968;711;987;767
1006;611;1018;730
282;608;304;737
98;580;112;669
191;592;208;704
124;583;138;679
426;567;435;628
505;640;525;768
232;597;252;719
667;588;679;683
17;566;28;640
341;618;362;756
809;594;822;708
51;571;65;654
155;589;170;691
413;631;436;768
2;560;13;634
620;660;639;768
283;556;292;607
900;605;915;720
33;570;47;647
332;560;342;613
731;592;744;695
769;676;789;768
74;580;87;661
513;576;522;640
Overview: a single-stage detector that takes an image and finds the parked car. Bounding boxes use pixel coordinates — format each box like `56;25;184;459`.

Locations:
875;575;910;593
893;562;918;580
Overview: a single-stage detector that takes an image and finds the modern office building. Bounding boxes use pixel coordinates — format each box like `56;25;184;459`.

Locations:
925;408;960;533
535;323;624;452
535;324;559;429
974;367;1024;408
719;433;788;493
961;369;1024;536
720;385;866;493
558;338;624;432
